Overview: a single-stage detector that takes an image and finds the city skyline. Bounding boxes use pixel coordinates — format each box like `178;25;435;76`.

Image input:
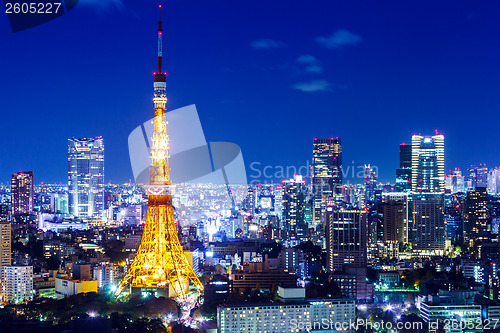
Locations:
4;3;500;332
2;0;500;184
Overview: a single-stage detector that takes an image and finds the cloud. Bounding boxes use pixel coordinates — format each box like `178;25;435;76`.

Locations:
79;0;124;10
250;39;285;49
295;55;323;73
292;80;332;92
316;29;363;49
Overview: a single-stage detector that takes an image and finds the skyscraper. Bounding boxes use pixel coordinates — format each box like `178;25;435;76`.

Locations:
468;165;488;189
487;168;500;194
412;193;445;252
0;222;11;278
68;137;104;218
410;134;445;253
325;208;367;272
444;193;464;243
282;175;306;237
395;143;412;192
464;187;489;245
11;171;34;215
411;135;445;193
380;193;408;245
312;138;342;226
445;168;465;194
364;164;377;202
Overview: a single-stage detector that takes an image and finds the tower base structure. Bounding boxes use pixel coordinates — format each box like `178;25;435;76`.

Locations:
115;195;203;300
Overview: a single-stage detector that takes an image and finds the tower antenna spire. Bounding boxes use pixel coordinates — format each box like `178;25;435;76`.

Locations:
157;4;162;74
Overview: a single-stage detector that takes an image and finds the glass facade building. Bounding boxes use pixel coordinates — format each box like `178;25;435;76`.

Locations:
411;135;445;193
282;175;306;236
410;135;445;253
325;208;367;272
312;138;342;227
68;137;105;218
11;171;34;215
395;143;412;192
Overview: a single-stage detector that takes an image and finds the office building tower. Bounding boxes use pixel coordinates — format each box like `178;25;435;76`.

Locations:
410;134;445;253
445;193;464;243
412;193;445;252
68;137;105;218
0;205;9;223
325;208;367;272
488;168;500;194
2;266;33;304
395;143;412;192
468;165;488;189
396;143;413;241
274;185;283;221
364;164;377;202
282;175;306;236
411;135;445;193
0;222;11;278
50;193;69;214
464;187;489;246
11;171;34;215
380;193;408;244
93;264;119;290
445;168;465;194
312;138;342;226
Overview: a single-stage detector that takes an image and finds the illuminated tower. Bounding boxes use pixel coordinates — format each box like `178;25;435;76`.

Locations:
11;172;34;215
411;134;444;193
115;6;203;300
312;138;342;226
410;134;445;253
68;137;104;218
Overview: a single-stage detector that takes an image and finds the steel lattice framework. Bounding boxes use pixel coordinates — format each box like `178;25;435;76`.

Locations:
115;6;203;300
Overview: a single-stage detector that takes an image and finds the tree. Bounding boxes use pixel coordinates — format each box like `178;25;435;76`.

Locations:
46;255;61;270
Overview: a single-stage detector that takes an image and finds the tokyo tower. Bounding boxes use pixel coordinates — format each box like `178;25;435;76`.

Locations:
115;5;203;300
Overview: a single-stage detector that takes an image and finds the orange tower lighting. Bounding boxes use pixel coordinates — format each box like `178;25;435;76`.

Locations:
115;5;203;300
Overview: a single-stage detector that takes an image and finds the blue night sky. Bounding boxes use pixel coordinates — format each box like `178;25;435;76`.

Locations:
1;0;500;185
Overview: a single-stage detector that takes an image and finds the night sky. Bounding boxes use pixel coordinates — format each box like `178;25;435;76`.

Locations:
1;0;500;185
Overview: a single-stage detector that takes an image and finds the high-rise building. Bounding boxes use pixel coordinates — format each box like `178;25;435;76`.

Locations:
410;134;445;253
395;143;412;192
468;165;488;189
380;193;408;244
2;266;33;304
464;187;489;248
445;193;464;243
487;168;500;194
445;168;465;194
0;222;11;278
68;137;104;218
325;208;367;272
312;138;342;227
282;175;306;237
412;193;445;252
411;135;445;193
50;193;69;214
11;171;34;215
364;164;377;202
